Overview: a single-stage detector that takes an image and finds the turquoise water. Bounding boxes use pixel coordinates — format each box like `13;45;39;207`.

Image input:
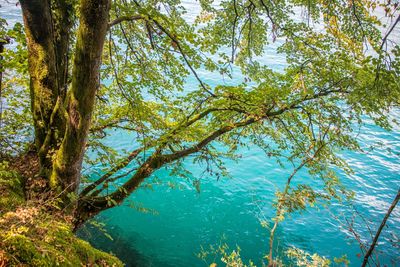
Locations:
78;114;400;267
2;1;399;266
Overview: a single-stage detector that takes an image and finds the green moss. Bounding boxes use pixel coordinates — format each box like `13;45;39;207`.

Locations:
0;161;25;213
0;208;123;266
0;161;123;267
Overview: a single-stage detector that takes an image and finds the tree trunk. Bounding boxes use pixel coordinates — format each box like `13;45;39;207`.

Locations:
20;0;62;177
53;0;74;98
50;0;111;196
21;0;110;204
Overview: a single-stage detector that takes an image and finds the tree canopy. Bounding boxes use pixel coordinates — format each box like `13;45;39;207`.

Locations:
0;0;399;264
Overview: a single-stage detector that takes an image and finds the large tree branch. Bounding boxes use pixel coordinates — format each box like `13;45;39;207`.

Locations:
90;87;345;192
74;115;260;225
82;107;234;197
80;147;143;197
74;88;347;226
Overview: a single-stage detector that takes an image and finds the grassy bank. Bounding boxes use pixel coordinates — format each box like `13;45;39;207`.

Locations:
0;159;123;266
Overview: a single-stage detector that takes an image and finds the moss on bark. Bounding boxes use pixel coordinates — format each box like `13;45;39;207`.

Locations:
20;0;67;178
51;0;111;196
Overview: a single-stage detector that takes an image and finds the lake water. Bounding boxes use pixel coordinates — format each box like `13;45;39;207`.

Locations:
78;114;400;267
1;1;399;266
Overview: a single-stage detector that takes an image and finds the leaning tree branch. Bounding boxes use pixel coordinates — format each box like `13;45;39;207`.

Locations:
81;107;231;198
88;87;346;196
80;147;143;197
361;189;400;267
75;114;261;224
75;87;348;226
379;13;400;51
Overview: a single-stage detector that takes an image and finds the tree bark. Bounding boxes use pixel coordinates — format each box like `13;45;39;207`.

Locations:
20;0;75;180
51;0;111;196
20;0;61;176
52;0;74;98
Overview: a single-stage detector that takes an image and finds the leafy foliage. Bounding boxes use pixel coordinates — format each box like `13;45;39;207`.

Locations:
286;247;331;267
0;20;30;153
0;0;399;264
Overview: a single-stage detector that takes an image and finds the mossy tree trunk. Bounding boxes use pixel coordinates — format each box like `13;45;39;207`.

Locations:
20;0;111;201
50;0;111;195
20;0;64;177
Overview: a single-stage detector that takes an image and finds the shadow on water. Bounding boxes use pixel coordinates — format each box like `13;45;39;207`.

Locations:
77;222;177;267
